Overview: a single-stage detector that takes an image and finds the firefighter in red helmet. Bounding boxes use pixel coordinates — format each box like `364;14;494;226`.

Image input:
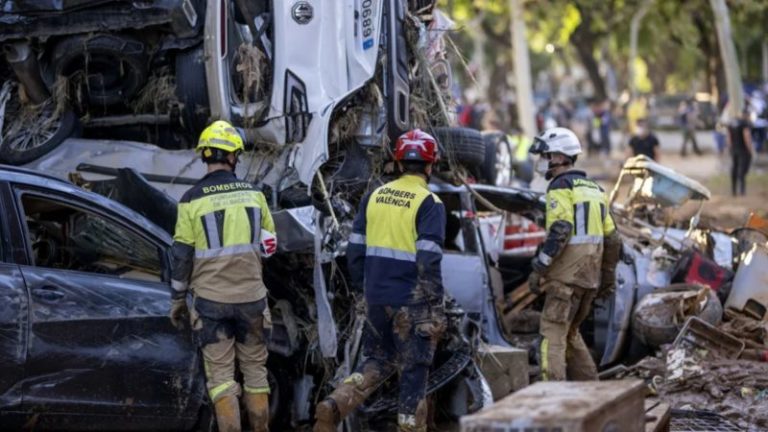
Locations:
313;129;447;432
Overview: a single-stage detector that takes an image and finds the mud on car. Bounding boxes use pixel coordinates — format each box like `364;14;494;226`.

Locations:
0;161;550;430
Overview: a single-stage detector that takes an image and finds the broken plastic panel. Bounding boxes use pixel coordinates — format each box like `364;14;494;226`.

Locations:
610;155;711;208
726;243;768;320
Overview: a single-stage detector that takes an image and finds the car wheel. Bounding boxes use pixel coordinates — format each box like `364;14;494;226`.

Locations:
175;45;210;138
51;34;149;107
430;127;485;176
481;131;513;186
0;81;79;165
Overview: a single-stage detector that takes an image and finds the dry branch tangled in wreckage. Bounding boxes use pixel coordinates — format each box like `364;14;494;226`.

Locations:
4;2;768;432
0;1;529;430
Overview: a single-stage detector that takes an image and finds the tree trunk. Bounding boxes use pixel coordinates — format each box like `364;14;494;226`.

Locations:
762;40;768;84
710;0;744;118
509;0;536;138
693;12;726;106
629;0;653;99
571;18;607;100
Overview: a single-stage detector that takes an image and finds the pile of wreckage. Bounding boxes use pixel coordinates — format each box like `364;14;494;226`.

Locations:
15;135;768;431
493;155;768;431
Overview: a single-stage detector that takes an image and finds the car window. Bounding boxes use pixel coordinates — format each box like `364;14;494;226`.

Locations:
19;194;164;283
438;192;479;254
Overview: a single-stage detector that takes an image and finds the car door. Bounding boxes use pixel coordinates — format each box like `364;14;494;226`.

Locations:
9;185;203;425
434;190;506;344
0;183;28;409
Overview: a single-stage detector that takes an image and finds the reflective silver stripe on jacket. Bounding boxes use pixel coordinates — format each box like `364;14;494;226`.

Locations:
568;235;603;245
171;279;188;292
204;212;221;249
349;233;366;245
366;246;416;262
574;202;587;236
416;239;442;254
195;244;257;259
538;251;553;266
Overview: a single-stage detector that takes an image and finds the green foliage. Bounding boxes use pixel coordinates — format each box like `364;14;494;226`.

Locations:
439;0;768;101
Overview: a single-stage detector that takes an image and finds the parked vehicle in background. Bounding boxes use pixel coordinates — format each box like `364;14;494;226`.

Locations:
649;93;717;130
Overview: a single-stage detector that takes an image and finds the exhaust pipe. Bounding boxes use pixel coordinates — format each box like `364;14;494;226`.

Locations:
4;41;50;104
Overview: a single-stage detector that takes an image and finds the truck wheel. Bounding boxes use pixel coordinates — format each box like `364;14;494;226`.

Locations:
175;45;210;139
0;82;79;165
481;131;513;186
430;127;485;175
52;34;148;107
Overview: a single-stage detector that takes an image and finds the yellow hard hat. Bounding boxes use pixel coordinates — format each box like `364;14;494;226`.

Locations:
196;120;244;157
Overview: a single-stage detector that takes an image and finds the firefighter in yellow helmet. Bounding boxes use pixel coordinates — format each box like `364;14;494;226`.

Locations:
170;120;277;432
528;127;622;381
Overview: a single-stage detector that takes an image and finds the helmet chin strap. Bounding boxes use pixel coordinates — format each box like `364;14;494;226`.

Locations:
545;161;570;180
226;151;242;171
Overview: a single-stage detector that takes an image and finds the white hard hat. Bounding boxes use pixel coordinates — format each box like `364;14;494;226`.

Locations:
530;127;582;157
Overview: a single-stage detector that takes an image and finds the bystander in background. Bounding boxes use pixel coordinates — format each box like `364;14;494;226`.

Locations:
678;99;702;156
727;107;754;196
627;118;660;161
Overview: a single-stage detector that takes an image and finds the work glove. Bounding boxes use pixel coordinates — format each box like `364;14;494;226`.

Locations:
597;278;616;301
530;256;547;274
528;270;543;296
598;231;622;301
423;302;447;339
169;298;189;330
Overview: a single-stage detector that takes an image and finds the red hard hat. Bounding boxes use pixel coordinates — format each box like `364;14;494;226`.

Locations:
394;129;439;163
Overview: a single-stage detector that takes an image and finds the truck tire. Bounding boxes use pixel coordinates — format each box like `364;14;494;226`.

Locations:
175;45;210;139
481;131;513;186
52;34;149;107
430;127;485;174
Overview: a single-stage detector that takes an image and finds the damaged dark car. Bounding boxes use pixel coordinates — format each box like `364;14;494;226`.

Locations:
0;163;549;430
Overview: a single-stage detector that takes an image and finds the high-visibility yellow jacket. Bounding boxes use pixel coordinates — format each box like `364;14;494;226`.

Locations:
539;170;616;289
347;174;446;306
171;170;275;303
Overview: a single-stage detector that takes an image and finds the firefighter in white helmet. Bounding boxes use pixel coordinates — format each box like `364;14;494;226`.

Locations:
528;127;622;381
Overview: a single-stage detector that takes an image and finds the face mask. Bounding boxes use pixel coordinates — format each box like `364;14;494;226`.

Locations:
636;127;646;136
535;158;549;176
